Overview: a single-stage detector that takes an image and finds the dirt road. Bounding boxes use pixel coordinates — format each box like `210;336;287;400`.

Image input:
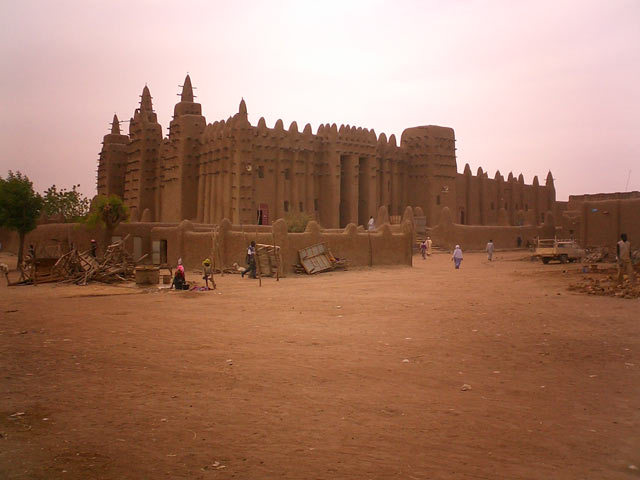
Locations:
1;251;638;479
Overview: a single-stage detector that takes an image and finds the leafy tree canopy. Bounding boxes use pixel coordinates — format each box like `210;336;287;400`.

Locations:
0;171;43;235
0;171;44;267
84;195;129;250
42;184;90;222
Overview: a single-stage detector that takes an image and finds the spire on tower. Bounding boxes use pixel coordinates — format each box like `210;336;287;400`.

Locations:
111;114;120;134
546;170;554;187
239;98;247;115
140;85;152;111
180;74;194;102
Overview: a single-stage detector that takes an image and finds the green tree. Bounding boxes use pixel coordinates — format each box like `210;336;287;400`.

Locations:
0;171;44;268
42;184;90;222
84;195;129;251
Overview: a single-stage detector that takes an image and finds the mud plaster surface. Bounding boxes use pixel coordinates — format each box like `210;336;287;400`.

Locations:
0;251;638;479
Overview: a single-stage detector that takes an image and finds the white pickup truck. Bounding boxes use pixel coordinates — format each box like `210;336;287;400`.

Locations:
536;239;585;264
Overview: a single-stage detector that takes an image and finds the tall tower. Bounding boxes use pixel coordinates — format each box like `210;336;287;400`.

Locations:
159;75;206;222
123;85;162;220
401;125;457;226
97;114;129;197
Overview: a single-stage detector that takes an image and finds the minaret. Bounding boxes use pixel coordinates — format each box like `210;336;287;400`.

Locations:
181;74;194;102
545;170;556;219
545;170;554;188
123;85;162;221
140;85;153;112
173;74;202;117
161;74;206;222
97;113;129;197
111;113;121;134
232;98;254;224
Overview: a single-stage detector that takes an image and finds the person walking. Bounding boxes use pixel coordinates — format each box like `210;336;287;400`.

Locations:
426;236;433;257
420;240;427;259
242;241;257;279
452;245;463;269
486;239;494;261
617;233;635;285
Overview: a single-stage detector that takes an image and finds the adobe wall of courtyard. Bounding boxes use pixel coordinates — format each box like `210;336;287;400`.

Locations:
428;206;556;250
0;217;414;274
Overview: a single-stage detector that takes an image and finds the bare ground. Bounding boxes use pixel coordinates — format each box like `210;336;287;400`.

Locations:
0;251;638;480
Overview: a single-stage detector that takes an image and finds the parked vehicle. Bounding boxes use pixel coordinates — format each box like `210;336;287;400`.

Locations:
536;239;585;264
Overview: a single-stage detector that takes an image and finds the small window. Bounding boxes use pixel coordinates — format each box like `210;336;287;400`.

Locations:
525;204;529;211
490;202;495;210
436;195;441;205
387;181;390;192
541;212;545;222
284;201;289;212
284;168;290;180
505;202;508;209
314;198;319;211
258;166;264;178
299;202;303;212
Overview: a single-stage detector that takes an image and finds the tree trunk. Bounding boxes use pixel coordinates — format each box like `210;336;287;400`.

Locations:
17;231;25;271
103;226;115;255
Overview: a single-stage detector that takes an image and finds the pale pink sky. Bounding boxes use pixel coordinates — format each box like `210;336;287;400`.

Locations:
1;0;639;201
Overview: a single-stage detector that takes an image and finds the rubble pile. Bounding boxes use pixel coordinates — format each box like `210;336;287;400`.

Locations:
583;246;611;263
568;276;640;299
53;236;138;285
582;247;640;264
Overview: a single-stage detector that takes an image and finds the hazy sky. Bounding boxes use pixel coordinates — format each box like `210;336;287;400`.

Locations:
1;0;638;201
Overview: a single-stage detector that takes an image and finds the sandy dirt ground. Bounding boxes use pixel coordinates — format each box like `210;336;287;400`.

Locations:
1;250;638;480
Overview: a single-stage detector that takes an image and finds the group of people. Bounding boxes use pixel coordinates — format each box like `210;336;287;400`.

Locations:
419;237;433;259
168;233;635;286
170;240;258;290
419;238;493;270
450;240;494;269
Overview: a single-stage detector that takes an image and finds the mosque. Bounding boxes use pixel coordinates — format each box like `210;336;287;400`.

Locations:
97;75;556;228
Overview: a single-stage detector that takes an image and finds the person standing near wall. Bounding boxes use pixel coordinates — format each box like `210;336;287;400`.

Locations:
367;216;376;231
452;245;463;269
426;236;433;257
486;239;494;261
617;233;635;285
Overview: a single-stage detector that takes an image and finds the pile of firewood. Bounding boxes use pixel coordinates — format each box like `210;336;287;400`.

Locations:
54;235;138;285
3;235;142;286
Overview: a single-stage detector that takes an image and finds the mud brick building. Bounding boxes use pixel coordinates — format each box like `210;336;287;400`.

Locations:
97;75;556;228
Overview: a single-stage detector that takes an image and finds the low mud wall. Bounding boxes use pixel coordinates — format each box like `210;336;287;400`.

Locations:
429;207;555;250
1;217;414;273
